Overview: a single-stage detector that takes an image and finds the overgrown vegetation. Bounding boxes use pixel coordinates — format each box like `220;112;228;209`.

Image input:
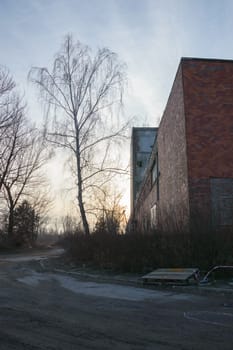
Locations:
61;225;233;273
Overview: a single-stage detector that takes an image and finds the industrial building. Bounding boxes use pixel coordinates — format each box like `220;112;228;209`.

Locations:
130;58;233;233
130;127;157;214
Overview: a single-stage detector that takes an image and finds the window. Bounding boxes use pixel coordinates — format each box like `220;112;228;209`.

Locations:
151;159;158;184
151;204;157;228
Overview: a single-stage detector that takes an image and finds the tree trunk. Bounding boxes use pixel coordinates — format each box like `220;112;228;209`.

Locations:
78;184;90;235
8;206;14;241
75;125;90;236
4;184;15;242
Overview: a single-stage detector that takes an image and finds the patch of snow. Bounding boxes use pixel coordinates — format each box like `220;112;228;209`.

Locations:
54;274;165;301
17;271;195;302
2;256;47;262
18;272;48;286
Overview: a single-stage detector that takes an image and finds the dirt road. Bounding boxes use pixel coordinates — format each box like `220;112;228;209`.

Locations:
0;248;233;349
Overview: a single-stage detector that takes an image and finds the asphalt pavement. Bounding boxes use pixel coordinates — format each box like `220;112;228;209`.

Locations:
0;248;232;349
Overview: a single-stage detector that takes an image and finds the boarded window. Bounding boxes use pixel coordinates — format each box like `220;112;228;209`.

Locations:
211;178;233;227
219;197;233;225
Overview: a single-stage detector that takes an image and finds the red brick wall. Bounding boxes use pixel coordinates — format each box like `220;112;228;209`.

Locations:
182;59;233;225
183;59;233;178
157;64;190;231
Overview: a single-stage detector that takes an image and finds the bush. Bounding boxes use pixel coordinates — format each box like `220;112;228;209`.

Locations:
61;226;233;273
62;232;155;272
3;200;40;247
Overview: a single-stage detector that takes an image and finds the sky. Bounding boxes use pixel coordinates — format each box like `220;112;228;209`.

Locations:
1;0;233;221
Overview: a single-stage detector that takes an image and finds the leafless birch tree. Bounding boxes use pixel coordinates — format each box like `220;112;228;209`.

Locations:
29;35;128;235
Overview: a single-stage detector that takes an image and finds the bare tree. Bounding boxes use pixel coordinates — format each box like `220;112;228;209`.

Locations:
30;186;53;228
2;121;50;241
0;66;16;131
0;66;26;191
92;186;127;235
0;66;51;243
29;35;128;235
0;99;25;192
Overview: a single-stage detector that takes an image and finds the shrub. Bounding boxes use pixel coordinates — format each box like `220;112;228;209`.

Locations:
4;200;40;247
63;227;233;273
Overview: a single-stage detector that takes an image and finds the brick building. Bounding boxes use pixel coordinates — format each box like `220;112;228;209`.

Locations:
131;58;233;232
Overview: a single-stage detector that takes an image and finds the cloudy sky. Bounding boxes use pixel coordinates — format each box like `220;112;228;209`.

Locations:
1;0;232;218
